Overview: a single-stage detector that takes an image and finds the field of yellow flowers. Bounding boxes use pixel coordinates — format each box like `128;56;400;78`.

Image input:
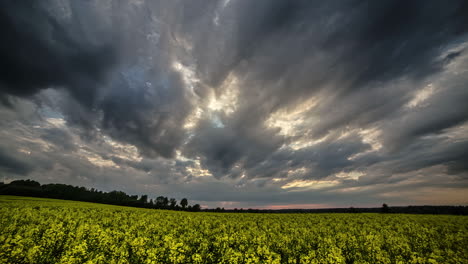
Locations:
0;195;467;264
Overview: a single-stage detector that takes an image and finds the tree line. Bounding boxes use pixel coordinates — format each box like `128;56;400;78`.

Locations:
1;180;466;215
0;179;201;212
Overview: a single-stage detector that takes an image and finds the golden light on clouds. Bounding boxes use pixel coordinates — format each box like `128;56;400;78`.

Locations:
207;73;239;115
185;159;213;178
287;167;308;176
172;60;199;98
442;121;468;142
348;128;383;160
334;171;364;180
102;136;141;162
183;107;203;129
182;72;240;129
265;96;318;137
78;148;117;168
358;128;382;151
17;148;31;155
46;117;66;127
406;84;436;108
282;180;340;190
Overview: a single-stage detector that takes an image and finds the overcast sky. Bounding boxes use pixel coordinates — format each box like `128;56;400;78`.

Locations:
1;0;467;209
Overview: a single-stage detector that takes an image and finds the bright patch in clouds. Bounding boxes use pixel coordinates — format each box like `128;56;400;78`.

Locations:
46;118;66;127
266;96;318;137
282;180;340;190
79;149;117;168
406;84;436;108
207;75;239;115
185;159;213;178
172;60;199;97
335;171;364;180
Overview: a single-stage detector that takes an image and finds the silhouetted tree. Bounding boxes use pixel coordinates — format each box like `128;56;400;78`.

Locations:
193;204;201;212
155;196;166;208
180;198;188;209
382;203;391;213
10;179;40;187
163;197;169;208
139;195;148;205
169;198;177;209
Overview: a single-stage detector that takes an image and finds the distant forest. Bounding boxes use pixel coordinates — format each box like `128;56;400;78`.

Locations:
0;179;200;212
1;179;467;215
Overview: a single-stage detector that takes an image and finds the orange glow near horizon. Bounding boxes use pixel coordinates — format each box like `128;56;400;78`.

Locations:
262;203;338;210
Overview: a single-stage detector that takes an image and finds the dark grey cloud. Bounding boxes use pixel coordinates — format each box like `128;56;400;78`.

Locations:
0;0;196;159
40;128;76;152
1;0;467;207
0;148;33;175
382;72;468;151
98;70;192;158
0;1;116;106
184;118;284;178
260;133;371;180
175;0;468;180
352;136;468;187
188;0;466;93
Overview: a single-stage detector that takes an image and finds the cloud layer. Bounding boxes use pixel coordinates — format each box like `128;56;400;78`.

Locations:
1;0;467;208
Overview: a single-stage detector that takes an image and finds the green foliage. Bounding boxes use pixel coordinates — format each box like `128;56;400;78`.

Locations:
0;181;190;211
0;195;467;264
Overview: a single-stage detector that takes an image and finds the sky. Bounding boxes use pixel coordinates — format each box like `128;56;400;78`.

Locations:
0;0;467;209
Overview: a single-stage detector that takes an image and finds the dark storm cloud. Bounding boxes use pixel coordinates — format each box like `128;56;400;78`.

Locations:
176;0;468;180
0;1;116;106
387;138;468;178
98;69;192;158
382;72;468;151
110;156;153;173
0;0;194;159
40;128;76;152
188;0;466;93
243;132;372;181
184;118;284;178
60;0;198;159
3;0;467;162
0;148;33;175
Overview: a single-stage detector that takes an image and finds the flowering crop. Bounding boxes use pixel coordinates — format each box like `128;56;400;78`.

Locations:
0;196;467;263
